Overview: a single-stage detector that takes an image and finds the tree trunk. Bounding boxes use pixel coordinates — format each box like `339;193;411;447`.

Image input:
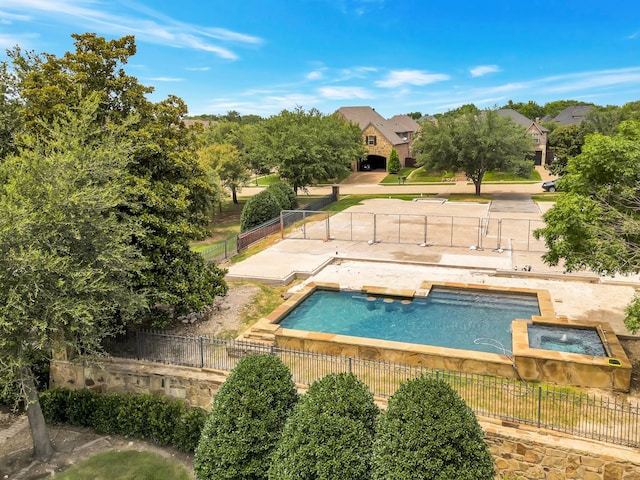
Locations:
232;187;238;204
21;366;54;460
474;180;482;196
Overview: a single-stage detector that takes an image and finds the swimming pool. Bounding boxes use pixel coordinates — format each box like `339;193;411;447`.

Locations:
248;281;631;390
278;287;540;354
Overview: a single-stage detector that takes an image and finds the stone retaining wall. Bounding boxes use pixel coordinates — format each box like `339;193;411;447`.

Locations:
50;359;640;479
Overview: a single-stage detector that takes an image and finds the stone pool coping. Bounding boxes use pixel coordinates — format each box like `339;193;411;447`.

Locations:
249;281;632;391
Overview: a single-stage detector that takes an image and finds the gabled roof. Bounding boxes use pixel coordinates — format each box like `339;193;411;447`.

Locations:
552;106;593;125
388;114;420;133
496;109;532;128
336;106;418;145
496;109;549;133
336;106;387;130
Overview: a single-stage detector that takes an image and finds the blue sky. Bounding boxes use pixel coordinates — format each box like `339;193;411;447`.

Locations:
2;0;640;118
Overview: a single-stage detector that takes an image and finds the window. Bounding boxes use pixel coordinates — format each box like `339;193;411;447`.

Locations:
366;135;377;146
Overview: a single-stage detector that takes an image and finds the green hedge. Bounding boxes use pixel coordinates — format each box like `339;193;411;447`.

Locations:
240;181;297;232
39;387;206;452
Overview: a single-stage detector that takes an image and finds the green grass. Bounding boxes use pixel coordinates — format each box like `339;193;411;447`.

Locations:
532;193;561;202
483;170;541;182
254;174;280;186
407;167;456;183
54;450;192;480
380;167;415;184
445;194;492;203
323;193;435;212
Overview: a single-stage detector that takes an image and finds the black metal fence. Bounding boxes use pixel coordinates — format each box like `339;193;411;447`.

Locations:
104;330;640;448
198;236;238;263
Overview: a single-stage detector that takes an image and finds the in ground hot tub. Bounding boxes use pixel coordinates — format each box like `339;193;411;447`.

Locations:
512;320;631;391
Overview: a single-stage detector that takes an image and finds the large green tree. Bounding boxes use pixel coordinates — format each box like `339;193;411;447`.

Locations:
547;124;584;175
414;109;534;195
534;120;640;332
7;33;227;325
258;107;364;193
0;99;147;458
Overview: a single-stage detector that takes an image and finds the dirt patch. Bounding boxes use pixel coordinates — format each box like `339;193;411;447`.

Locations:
621;337;640;395
168;283;262;337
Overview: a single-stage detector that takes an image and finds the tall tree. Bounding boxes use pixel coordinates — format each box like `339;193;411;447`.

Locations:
198;143;250;204
0;60;22;161
534;120;640;333
414;109;534;195
547;124;584;175
260;107;365;193
0;99;147;458
8;33;226;326
501;100;545;120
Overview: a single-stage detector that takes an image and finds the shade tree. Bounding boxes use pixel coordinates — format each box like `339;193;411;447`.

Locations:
414;109;534;195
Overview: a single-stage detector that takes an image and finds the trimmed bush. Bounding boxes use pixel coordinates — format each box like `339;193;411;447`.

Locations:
194;354;298;480
372;376;494;480
240;189;282;232
268;373;379;480
268;181;298;210
388;148;401;174
39;387;206;452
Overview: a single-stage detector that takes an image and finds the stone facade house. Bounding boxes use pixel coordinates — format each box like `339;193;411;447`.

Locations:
496;109;550;165
336;106;420;171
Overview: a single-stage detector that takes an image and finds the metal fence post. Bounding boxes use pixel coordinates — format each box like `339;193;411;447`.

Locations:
424;216;428;244
326;212;331;239
537;386;542;428
398;214;401;243
199;336;204;368
477;217;483;250
280;211;284;239
373;214;377;242
348;357;352;374
135;330;141;360
450;216;454;246
496;219;502;250
527;220;531;251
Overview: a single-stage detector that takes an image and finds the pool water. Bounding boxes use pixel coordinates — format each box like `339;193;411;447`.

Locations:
528;325;606;356
278;288;541;354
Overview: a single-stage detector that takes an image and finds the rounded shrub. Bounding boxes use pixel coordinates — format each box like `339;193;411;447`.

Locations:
239;189;282;232
194;354;298;480
372;376;495;480
173;406;207;452
268;373;379;480
268;181;298;210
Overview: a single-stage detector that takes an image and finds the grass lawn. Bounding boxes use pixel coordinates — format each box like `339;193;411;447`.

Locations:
483;169;541;182
324;193;436;212
55;450;192;480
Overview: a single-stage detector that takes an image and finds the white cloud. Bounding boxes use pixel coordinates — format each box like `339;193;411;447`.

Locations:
148;77;183;82
306;70;324;80
186;66;211;72
375;70;450;88
470;65;500;77
318;86;372;99
1;0;262;60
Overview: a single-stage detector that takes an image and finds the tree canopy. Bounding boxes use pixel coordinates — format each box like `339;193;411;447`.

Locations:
534;120;640;333
413;109;534;195
0;99;147;458
256;107;365;193
5;33;227;326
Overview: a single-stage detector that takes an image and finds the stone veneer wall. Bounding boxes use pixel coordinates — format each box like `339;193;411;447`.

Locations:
50;358;227;409
50;359;640;479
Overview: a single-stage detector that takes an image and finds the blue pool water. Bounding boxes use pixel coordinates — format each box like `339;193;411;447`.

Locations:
279;288;541;354
528;325;606;356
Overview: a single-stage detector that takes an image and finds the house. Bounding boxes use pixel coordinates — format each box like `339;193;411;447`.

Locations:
336;106;420;171
548;106;593;126
496;109;550;166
